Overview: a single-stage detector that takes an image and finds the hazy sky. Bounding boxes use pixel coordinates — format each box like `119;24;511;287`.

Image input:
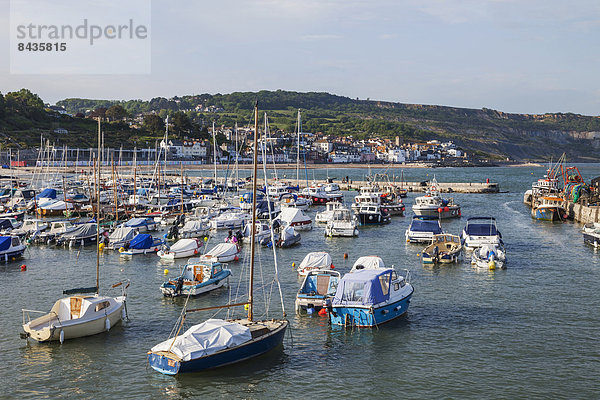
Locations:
1;0;599;115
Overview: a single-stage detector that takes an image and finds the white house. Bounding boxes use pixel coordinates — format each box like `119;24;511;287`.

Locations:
448;148;462;157
314;139;333;153
387;148;406;163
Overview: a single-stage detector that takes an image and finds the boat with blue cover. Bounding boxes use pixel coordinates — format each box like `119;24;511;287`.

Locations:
327;267;413;327
295;269;340;313
159;257;232;297
121;217;158;232
405;216;443;243
0;235;27;261
460;217;503;251
119;233;163;255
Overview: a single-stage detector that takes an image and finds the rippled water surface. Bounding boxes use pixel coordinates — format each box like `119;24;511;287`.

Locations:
2;165;600;399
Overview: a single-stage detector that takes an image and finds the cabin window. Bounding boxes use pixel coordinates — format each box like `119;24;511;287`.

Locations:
379;274;390;296
342;282;364;303
394;283;400;291
391;271;398;281
95;301;110;312
11;237;20;247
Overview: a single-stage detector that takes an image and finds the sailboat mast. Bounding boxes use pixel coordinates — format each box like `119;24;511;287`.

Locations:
248;102;259;322
212;121;217;189
96;117;101;294
296;109;300;188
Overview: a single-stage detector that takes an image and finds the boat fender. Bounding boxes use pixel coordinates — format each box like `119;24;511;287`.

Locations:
194;249;198;254
105;318;110;331
59;329;64;344
318;308;328;316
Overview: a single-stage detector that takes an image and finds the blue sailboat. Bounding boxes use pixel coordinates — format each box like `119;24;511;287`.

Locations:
328;268;413;327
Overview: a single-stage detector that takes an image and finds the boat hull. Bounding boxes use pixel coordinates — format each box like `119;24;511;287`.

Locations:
329;293;412;327
532;207;563;222
583;232;600;248
357;213;391;225
148;320;288;375
413;205;460;219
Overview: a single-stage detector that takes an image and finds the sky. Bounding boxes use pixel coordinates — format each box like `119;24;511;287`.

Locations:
1;0;600;115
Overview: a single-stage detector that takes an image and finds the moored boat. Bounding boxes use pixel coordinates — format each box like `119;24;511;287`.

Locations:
296;251;333;276
119;233;163;255
421;234;462;264
405;216;443;243
471;243;507;270
201;242;240;263
157;238;203;260
531;196;566;222
325;208;359;237
159;258;232;297
0;235;27;261
460;217;503;251
295;269;340;313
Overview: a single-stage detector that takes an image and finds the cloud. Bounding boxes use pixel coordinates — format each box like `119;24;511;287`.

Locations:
300;34;343;41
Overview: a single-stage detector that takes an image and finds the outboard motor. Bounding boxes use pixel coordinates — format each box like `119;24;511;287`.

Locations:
174;276;184;296
167;225;179;240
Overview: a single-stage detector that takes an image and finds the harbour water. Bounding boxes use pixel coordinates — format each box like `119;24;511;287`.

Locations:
2;165;600;399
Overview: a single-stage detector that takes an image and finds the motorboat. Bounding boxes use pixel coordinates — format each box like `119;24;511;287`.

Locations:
421;234;462;264
159;258;232;297
327;267;413;327
325;208;359;237
201;243;240;263
352;192;404;216
209;210;250;230
275;207;312;231
460;217;503;251
296;252;333;276
277;193;311;211
157;238;203;260
471;243;507;270
255;200;280;220
35;220;78;245
405;216;443;243
10;219;48;240
119;233;163;255
276;226;301;248
295;269;340;313
178;220;210;239
36;199;75;217
21;283;128;343
121;217;158;232
356;204;391;225
582;223;600;248
412;178;460;219
56;223;101;247
106;226;137;250
299;185;343;205
0;235;27;261
315;202;344;223
241;222;272;243
0;217;22;233
531;196;566;222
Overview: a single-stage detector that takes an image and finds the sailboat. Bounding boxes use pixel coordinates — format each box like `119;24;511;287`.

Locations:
148;102;288;375
21;118;129;344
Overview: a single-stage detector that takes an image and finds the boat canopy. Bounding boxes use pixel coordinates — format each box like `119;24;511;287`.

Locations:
465;221;498;236
123;217;152;228
150;319;252;361
203;243;238;259
129;234;154;249
170;238;200;252
0;219;14;230
298;252;332;271
281;226;297;241
277;208;310;224
333;268;393;306
109;226;137;243
62;223;97;238
351;256;385;272
181;220;206;232
0;236;11;251
35;188;57;200
410;219;442;233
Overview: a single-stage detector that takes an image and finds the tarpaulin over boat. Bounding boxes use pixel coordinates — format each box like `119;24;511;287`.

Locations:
298;252;332;271
0;236;11;251
350;256;385;272
203;243;238;259
109;226;136;243
170;238;200;252
129;234;154;249
150;319;252;361
333;268;393;306
123;218;152;228
276;208;310;224
35;188;57;200
181;220;206;233
62;223;97;238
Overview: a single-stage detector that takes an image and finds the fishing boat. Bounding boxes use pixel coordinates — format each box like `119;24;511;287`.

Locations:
159;257;232;297
296;251;333;276
412;178;460;219
471;243;507;270
106;226;137;250
582;223;600;248
119;233;164;255
148;102;288;375
531;196;566;222
327;266;413;327
460;217;503;251
275;207;312;231
352;192;404;216
421;234;462;264
315;202;344;223
356;204;391;225
202;242;240;263
56;223;101;247
325;208;359;237
0;235;27;261
405;216;443;243
157;238;203;260
121;217;158;232
295;269;340;313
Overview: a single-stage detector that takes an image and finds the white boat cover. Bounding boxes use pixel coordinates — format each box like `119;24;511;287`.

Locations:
150;319;252;361
277;208;310;224
170;238;200;252
203;243;238;259
62;223;97;239
109;226;137;243
298;252;332;271
181;220;206;233
281;225;298;241
40;200;73;210
350;256;385;272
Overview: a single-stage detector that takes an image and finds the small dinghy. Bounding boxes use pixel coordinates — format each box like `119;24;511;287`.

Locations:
201;243;240;263
107;226;137;250
295;269;340;313
56;223;100;247
421;234;462;264
160;258;232;297
119;234;163;256
275;208;312;231
471;243;507;270
0;235;27;261
296;251;333;276
276;225;301;248
157;238;203;260
121;217;158;232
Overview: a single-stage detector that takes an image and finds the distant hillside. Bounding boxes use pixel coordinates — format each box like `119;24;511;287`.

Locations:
2;88;600;162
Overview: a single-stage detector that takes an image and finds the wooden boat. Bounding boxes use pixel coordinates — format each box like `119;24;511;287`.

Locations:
148;102;288;375
159;258;232;297
421;234;462;264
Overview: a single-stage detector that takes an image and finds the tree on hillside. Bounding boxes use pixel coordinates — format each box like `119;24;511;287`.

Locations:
143;114;165;134
0;92;5;118
5;88;45;118
106;105;128;121
171;111;194;138
89;107;107;119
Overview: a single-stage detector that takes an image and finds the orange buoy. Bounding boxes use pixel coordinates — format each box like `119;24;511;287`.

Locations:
318;308;328;316
20;264;26;271
343;253;348;259
234;256;239;261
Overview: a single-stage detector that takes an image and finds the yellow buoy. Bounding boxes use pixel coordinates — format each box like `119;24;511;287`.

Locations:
164;269;169;275
119;247;125;253
416;253;420;257
204;237;208;241
489;260;496;270
292;262;296;268
244;304;249;310
98;243;105;251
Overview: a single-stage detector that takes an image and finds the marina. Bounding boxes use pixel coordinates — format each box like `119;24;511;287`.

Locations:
1;163;599;398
